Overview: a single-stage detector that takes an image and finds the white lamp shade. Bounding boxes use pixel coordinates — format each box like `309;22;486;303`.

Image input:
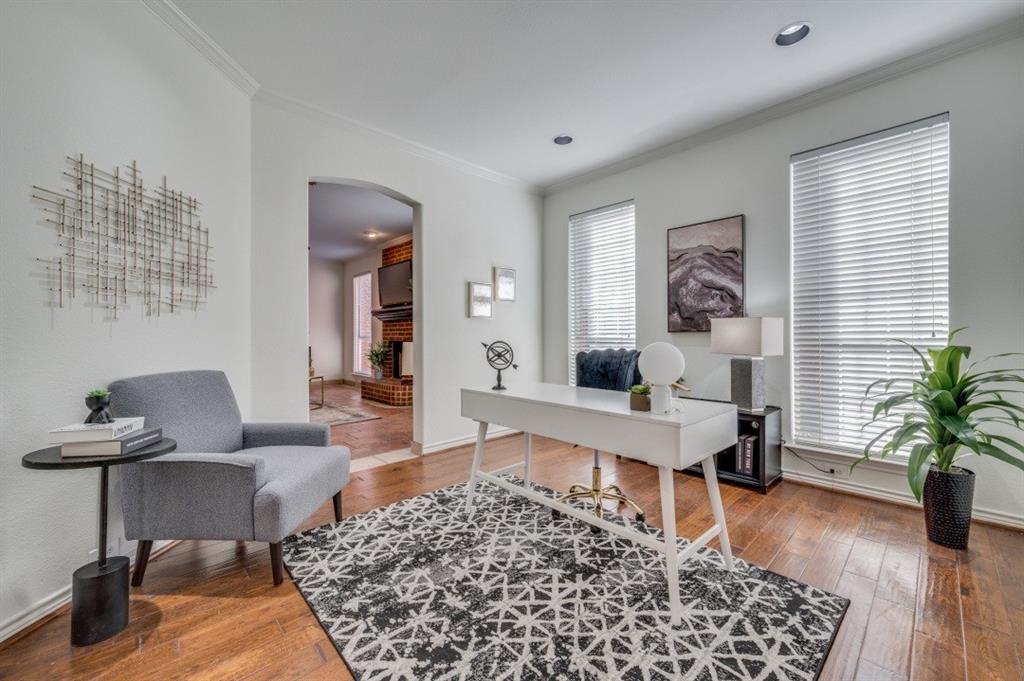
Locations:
638;342;686;385
710;317;784;357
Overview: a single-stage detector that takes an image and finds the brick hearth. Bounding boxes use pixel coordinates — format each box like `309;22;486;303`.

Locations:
360;376;413;407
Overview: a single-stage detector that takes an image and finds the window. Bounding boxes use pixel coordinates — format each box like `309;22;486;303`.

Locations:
568;200;636;385
791;113;950;454
353;272;373;375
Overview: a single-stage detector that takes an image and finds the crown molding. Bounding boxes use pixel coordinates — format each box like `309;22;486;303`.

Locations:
254;89;542;195
141;0;260;96
543;17;1024;195
142;0;539;193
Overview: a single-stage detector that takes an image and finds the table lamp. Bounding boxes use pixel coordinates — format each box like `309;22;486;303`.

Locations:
638;342;686;414
710;317;783;412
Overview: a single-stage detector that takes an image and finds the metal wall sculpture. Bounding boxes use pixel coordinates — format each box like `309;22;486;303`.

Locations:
33;155;213;318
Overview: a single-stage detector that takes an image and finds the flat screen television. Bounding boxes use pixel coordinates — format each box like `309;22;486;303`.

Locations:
378;260;412;307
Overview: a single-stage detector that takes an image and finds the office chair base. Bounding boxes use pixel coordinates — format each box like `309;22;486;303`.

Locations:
554;465;645;528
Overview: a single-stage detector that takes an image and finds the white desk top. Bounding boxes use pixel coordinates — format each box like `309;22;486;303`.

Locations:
462;382;736;429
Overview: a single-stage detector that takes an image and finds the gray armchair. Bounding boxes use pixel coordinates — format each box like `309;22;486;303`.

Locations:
109;370;350;586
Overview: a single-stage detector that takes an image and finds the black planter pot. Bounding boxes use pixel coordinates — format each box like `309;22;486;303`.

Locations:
922;465;975;549
84;395;113;425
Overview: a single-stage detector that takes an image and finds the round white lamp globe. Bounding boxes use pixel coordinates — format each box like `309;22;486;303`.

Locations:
638;342;686;414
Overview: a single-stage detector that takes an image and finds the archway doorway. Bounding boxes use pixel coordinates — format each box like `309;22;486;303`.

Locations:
306;179;421;467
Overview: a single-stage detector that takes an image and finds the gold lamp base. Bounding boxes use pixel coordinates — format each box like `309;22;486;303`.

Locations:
555;451;645;530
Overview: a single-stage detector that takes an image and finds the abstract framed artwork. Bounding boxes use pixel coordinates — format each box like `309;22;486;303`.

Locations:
494;266;516;301
667;214;744;332
467;281;493;318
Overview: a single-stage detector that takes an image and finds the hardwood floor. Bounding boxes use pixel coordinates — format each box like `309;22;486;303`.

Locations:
2;434;1021;680
312;382;413;459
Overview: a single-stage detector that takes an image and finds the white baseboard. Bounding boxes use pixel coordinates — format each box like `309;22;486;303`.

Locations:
0;583;72;644
419;426;521;455
783;467;1024;530
0;539;177;644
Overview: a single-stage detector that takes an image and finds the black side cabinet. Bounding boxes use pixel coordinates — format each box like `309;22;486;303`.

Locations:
684;406;782;494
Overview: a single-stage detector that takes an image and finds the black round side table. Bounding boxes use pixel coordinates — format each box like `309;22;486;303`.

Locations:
22;438;176;646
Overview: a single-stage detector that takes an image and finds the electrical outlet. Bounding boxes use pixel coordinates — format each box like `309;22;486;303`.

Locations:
825;463;848;479
88;542;118;561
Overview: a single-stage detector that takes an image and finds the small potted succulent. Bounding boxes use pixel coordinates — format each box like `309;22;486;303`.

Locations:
629;383;652;412
84;388;113;424
857;327;1023;549
367;341;390;380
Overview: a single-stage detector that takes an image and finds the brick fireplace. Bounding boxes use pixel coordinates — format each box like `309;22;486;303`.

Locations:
361;238;413;407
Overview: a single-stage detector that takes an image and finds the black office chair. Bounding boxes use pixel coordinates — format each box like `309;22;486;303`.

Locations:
557;349;646;525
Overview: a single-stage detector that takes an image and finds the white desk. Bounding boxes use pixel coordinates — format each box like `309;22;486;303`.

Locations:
461;381;738;623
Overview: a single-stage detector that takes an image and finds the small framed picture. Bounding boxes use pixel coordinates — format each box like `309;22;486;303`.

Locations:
494;266;516;301
467;281;492;318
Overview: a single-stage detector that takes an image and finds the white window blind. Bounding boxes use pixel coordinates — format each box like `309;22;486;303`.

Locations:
791;113;950;454
353;272;373;375
568;200;636;385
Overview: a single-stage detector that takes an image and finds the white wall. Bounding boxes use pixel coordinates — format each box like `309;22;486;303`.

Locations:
0;2;252;636
250;98;543;449
543;37;1024;526
308;257;346;380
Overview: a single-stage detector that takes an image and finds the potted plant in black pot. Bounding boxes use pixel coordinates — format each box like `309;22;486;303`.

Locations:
856;327;1023;549
84;388;114;424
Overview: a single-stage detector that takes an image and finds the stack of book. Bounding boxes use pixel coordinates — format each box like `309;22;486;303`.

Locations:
49;418;162;458
736;434;758;476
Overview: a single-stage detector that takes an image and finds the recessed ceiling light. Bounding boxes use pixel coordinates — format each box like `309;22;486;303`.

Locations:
775;21;811;46
553;135;573;145
364;230;379;239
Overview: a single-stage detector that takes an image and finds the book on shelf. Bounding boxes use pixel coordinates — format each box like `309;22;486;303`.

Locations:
740;434;758;475
49;417;144;444
60;427;162;458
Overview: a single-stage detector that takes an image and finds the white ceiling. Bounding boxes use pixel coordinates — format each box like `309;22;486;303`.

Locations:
308;183;412;261
175;0;1021;188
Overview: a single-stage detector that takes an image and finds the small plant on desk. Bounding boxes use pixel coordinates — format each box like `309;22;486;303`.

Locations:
629;384;652;412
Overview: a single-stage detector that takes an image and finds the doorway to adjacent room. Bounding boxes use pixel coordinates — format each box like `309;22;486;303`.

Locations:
307;181;416;468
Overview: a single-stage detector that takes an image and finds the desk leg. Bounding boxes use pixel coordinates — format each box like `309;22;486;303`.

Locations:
464;421;488;513
658;465;682;625
522;432;532;489
701;456;734;570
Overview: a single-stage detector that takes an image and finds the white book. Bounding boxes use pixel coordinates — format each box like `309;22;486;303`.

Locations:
49;417;145;443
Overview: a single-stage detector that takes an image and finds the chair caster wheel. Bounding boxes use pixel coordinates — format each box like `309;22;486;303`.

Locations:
589;524;601;534
552;509;561;520
636;513;646;523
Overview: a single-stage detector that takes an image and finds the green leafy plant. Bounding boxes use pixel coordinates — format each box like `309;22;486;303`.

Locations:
629;384;651;396
87;388;111;398
857;327;1024;500
366;341;390;370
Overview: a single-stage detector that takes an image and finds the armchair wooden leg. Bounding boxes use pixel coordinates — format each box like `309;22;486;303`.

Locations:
333;491;342;522
270;542;284;586
131;540;153;587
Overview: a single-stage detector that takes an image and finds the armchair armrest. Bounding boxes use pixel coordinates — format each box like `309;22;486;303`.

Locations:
120;453;266;541
242;422;330;448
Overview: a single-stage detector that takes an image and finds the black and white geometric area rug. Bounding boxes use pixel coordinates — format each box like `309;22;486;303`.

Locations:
283;476;848;681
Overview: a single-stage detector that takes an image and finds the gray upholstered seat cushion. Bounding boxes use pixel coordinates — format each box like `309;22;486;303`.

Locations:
109;370;243;453
252;446;352;542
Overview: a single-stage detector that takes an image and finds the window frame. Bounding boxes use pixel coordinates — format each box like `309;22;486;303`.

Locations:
789;113;950;458
352;271;373;377
567;199;637;385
